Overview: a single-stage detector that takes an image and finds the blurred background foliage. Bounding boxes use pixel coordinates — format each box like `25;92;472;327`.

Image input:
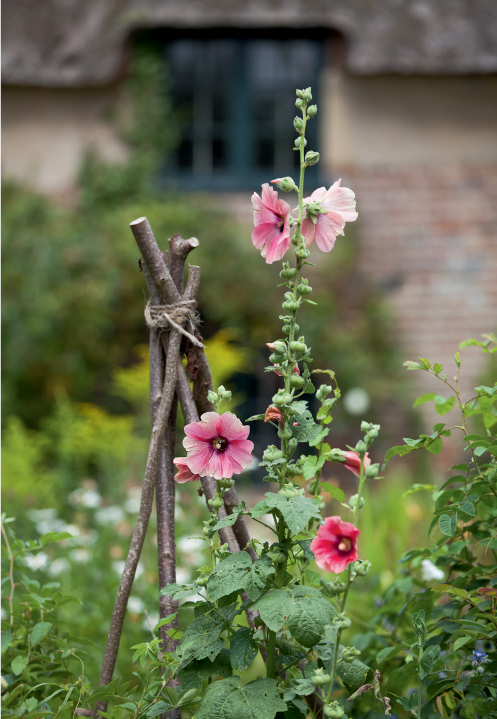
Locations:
2;43;432;695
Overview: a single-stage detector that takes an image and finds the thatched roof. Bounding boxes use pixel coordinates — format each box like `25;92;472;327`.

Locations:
3;0;497;87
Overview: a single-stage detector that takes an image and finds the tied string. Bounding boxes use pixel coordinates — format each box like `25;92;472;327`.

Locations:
144;299;205;348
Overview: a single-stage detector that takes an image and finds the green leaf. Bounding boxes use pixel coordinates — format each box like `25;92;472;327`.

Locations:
420;644;441;679
434;395;455;415
179;604;231;667
382;444;415;468
320;482;345;502
11;655;29;675
146;701;172;717
179;650;232;691
1;630;13;653
337;658;370;691
252;589;291;633
160;583;200;601
403;361;425;370
291;410;321;444
402;484;437;498
230;628;258;671
40;531;73;546
459;501;476;516
194;676;286;719
252;500;272;519
454;636;472;651
244;555;275;601
264;493;321;534
431;584;469;599
376;646;401;663
425;437;443;454
207;552;252;602
413;393;436;408
286;587;337;648
246;414;266;422
30;621;52;645
438;513;457;536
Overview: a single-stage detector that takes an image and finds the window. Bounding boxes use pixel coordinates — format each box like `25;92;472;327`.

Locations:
147;30;326;190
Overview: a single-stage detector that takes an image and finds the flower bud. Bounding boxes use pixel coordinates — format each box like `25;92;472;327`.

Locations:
295;98;304;109
294;137;307;149
323;701;344;718
282;324;292;334
341;646;361;663
316;385;332;401
273;391;293;406
290;374;305;389
296;280;312;295
282;300;300;310
332;612;352;629
303;87;313;102
405;653;414;664
269;352;284;363
208;496;224;509
290;341;306;353
217;385;232;402
288;438;298;452
220;477;235;489
307;105;317;117
271;176;298;192
353;560;371;577
320;578;346;597
349;494;365;511
295;247;310;259
278;426;293;440
312;668;331;686
305;151;320;166
365;463;379;480
280;266;297;279
278;484;297;498
354;439;367;454
263;445;284;462
296;89;305;99
293;116;304;130
196;575;209;586
207;390;219;405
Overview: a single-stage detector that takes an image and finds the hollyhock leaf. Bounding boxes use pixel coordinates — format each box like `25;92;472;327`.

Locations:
265;493;322;534
230;628;258;671
211;503;250;532
286;588;337;648
207;552;253;602
252;499;273;518
302;455;319;480
194;676;286;719
179;650;232;691
160;583;200;600
320;482;346;502
179;604;236;668
252;589;291;632
244;555;275;601
291;410;321;443
246;414;266;422
337;658;371;691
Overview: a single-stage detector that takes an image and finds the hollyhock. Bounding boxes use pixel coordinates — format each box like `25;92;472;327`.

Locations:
301;179;358;252
310;516;359;574
251;183;291;264
264;406;285;426
342;451;371;478
173;457;201;484
183;412;254;481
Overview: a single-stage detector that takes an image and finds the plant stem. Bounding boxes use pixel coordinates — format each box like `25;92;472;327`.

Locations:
1;523;15;627
266;630;277;679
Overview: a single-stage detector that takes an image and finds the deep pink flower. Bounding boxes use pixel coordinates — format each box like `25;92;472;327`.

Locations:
183;412;254;480
301;179;358;252
173;457;201;484
310;516;359;574
342;451;371;478
251;183;291;264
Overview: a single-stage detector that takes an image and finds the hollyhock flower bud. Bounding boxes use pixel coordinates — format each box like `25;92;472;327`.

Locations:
271;176;298;192
293;116;304;130
295;98;304;109
341;646;361;663
307;105;317;117
342;450;371;478
310;516;359;574
303;87;312;102
324;701;344;718
349;494;365;510
305;151;320;166
264;406;285;426
294;137;307;149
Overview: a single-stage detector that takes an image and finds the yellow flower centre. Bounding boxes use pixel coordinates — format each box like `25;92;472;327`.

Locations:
213;437;228;451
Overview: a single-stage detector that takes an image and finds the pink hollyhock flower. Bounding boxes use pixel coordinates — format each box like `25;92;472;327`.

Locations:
251;183;291;264
183;412;254;480
173;457;201;484
301;179;358;252
310;516;359;574
342;451;371;478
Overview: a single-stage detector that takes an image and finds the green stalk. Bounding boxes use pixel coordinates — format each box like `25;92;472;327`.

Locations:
325;457;367;703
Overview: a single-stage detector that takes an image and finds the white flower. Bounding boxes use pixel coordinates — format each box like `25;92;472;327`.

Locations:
48;558;71;577
343;388;371;416
27;508;58;523
79;490;102;508
128;596;145;614
421;559;445;581
70;548;90;564
95;506;125;525
24;552;49;571
35;519;68;535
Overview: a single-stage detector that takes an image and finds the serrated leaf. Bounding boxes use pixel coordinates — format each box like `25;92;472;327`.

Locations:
194;676;286;719
11;655;29;675
320;482;346;502
264;493;321;534
337;658;371;690
252;589;291;632
438;514;457;536
179;650;232;691
160;583;199;600
230;628;258;671
179;604;231;667
30;621;52;645
207;552;274;602
286;587;337;648
246;414;266;422
244;555;275;601
291;410;321;443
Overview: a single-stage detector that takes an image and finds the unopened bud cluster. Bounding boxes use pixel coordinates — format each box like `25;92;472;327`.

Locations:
208;385;233;411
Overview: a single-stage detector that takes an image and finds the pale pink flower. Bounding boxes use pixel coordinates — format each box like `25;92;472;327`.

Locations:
342;451;371;478
310;516;359;574
183;412;254;480
173;457;201;484
301;179;358;252
251;184;291;264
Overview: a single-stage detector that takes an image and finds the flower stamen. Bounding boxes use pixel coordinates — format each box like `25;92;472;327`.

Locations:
338;538;352;552
213;437;229;451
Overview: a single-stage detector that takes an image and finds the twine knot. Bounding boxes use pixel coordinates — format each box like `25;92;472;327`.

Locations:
144;299;204;348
